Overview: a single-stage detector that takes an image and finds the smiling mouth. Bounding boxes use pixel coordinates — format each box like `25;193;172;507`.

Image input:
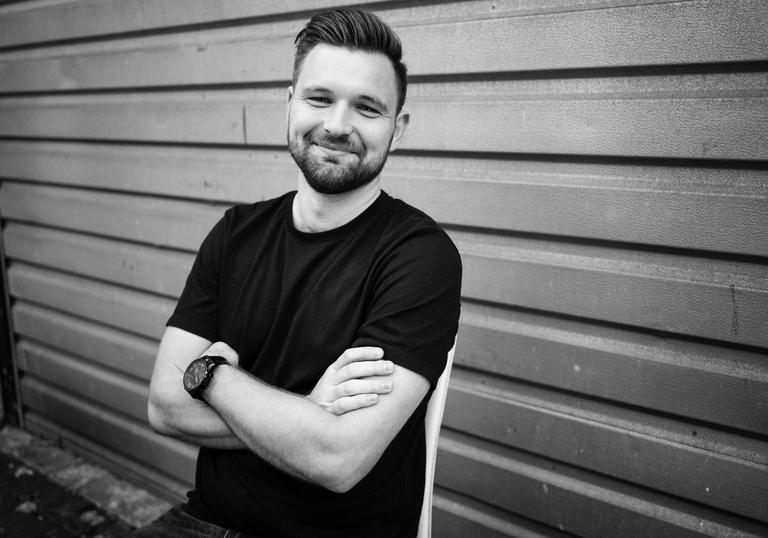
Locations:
313;142;358;156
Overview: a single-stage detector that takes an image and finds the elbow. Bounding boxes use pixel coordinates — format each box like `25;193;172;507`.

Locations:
147;394;176;436
315;444;377;494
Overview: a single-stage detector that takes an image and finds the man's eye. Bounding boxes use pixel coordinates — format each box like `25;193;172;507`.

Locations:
357;105;380;117
307;96;331;106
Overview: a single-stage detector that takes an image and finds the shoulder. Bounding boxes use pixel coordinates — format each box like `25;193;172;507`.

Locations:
380;194;462;272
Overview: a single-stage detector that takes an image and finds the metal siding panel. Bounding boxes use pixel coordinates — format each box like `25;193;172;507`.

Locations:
1;73;766;160
432;488;566;538
444;369;768;521
0;0;383;48
2;1;767;87
5;223;194;297
457;303;768;436
455;234;768;348
20;378;196;481
436;431;768;537
24;412;188;504
17;340;148;422
0;0;766;532
8;264;174;340
0;183;222;251
13;302;156;381
2;143;766;256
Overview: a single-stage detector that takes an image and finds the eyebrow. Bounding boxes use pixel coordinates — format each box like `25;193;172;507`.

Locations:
303;86;390;114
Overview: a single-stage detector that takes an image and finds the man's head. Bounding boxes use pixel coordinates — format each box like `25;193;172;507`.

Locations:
292;9;407;115
287;9;409;195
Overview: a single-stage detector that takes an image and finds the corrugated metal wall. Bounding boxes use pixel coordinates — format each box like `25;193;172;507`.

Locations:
1;1;766;535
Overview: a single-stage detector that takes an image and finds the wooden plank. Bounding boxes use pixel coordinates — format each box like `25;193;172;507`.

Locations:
17;340;148;422
4;185;766;348
0;141;295;204
457;302;768;436
2;142;766;256
401;0;768;75
12;302;156;381
24;413;188;502
1;73;764;159
436;431;768;537
400;91;768;161
2;1;766;87
433;488;567;538
386;159;768;258
0;91;271;145
20;378;196;487
8;264;174;340
0;183;223;251
0;0;381;48
454;231;768;348
4;185;767;348
443;368;768;521
4;222;195;297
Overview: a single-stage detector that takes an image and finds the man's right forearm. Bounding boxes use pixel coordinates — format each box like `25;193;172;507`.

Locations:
147;390;246;449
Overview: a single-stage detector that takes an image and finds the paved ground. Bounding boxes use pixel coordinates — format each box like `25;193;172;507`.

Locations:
0;450;131;537
0;426;171;537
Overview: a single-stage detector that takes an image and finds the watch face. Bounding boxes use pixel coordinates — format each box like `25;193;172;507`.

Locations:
184;358;208;390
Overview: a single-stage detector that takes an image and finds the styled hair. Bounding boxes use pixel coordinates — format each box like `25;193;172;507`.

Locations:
293;9;408;114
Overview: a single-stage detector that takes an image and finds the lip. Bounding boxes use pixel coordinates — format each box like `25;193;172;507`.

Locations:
312;141;357;155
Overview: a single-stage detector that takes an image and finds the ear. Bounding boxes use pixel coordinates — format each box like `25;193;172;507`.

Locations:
286;85;294;122
389;110;410;152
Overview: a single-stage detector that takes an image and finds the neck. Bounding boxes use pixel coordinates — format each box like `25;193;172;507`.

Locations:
292;175;382;233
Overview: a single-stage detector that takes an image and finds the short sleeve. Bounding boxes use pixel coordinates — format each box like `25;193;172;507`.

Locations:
353;230;462;388
167;213;229;342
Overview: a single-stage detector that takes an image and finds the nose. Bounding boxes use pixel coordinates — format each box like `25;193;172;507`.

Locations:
322;104;353;136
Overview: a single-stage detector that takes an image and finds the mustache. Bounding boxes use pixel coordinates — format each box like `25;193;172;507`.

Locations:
306;131;363;155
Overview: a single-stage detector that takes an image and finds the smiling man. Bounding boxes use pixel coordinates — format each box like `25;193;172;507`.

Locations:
136;9;461;537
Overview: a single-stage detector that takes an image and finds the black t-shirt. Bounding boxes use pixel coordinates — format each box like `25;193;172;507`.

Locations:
167;190;462;537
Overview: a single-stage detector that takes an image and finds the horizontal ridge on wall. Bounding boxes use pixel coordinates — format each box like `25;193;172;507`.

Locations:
1;1;765;84
1;73;766;159
435;430;768;538
457;301;768;436
2;142;766;256
444;366;768;521
20;377;195;494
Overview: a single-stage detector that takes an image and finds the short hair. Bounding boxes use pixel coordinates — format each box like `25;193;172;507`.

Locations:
292;9;408;114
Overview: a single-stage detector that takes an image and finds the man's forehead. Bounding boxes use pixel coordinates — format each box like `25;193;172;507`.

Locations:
296;44;398;108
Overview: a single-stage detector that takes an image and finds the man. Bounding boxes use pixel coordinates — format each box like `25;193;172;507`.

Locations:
138;8;461;537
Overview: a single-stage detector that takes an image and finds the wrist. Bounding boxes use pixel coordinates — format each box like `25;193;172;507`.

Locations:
183;355;229;401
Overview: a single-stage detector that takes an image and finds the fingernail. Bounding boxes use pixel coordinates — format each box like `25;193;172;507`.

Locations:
381;382;392;392
384;361;393;372
376;348;384;358
368;394;379;404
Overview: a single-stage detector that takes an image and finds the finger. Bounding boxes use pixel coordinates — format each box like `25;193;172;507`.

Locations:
330;394;380;415
337;379;393;398
336;360;393;382
332;347;385;370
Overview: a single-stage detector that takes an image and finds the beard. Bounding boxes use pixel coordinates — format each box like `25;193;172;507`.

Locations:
288;128;389;195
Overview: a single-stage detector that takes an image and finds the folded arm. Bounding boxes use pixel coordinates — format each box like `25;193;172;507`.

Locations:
147;327;410;489
147;327;244;448
204;347;428;492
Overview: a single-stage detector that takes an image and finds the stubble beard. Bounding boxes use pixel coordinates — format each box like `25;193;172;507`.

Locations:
288;129;389;195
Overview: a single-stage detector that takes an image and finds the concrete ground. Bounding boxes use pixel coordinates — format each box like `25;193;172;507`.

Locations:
0;425;171;537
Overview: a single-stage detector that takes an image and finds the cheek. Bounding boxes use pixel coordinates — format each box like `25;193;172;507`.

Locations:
360;125;395;153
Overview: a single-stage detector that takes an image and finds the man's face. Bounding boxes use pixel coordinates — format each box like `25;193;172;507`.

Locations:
287;44;406;195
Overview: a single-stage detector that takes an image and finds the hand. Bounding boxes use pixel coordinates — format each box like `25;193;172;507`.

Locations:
200;341;239;368
308;347;395;415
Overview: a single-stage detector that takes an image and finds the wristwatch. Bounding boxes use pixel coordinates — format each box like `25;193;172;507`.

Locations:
183;355;229;400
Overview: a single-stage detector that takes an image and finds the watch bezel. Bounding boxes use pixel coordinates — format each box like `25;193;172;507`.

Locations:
184;355;228;400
